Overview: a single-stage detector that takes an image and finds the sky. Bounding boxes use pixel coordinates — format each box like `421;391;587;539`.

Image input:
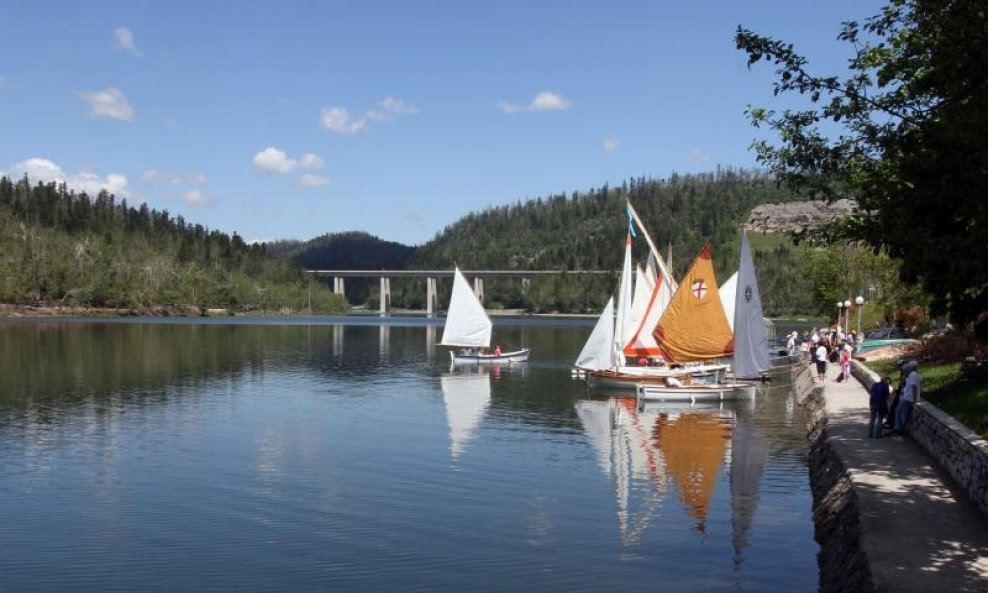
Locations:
0;0;884;246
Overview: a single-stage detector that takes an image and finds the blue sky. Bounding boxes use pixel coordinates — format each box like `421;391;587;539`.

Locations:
1;0;882;246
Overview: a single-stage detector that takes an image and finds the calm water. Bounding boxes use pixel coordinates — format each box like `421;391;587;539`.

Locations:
0;316;817;592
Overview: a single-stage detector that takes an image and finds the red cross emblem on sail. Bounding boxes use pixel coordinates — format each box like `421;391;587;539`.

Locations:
691;280;707;299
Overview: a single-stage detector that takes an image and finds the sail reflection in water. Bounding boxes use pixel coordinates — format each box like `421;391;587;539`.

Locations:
576;397;767;563
440;369;491;460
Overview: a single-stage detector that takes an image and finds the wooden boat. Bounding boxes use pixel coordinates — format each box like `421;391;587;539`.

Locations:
636;381;755;403
440;267;531;365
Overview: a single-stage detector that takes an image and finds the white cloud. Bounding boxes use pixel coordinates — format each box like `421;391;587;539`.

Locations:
140;169;207;185
319;97;418;134
498;90;572;114
298;153;324;169
602;136;620;152
298;174;330;187
182;189;212;205
11;157;132;198
252;147;298;173
113;27;141;56
691;149;712;163
319;107;366;135
78;87;134;121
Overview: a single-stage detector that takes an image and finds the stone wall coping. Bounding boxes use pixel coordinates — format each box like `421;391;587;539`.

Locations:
850;358;988;454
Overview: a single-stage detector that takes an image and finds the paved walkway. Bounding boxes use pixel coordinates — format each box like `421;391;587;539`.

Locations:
817;373;988;592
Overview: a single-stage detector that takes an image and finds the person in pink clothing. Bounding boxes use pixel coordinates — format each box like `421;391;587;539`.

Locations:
839;343;851;382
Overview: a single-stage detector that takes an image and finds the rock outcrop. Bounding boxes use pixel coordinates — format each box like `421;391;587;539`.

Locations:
746;199;857;233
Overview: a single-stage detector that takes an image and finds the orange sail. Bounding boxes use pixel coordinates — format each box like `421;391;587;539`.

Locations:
653;243;734;362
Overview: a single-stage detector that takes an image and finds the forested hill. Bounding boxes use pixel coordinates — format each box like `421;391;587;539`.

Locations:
282;168;816;315
410;168;796;276
0;176;344;313
267;231;415;270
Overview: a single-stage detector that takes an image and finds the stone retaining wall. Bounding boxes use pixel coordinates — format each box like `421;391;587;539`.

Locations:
850;360;988;519
792;362;877;593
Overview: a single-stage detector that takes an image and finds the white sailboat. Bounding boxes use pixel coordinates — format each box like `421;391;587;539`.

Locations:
731;232;772;379
440;267;531;364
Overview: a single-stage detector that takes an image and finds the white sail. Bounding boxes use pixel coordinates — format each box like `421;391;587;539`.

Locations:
440;267;492;348
441;372;491;459
732;232;771;378
575;297;615;371
623;259;673;357
614;233;635;362
720;271;738;332
626;266;652;343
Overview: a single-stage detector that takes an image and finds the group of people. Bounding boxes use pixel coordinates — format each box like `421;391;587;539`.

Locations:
458;345;502;357
867;359;922;437
795;326;857;384
790;325;923;438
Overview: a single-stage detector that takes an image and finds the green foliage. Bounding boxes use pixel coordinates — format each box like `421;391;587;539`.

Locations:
0;176;345;313
285;169;819;315
736;0;988;328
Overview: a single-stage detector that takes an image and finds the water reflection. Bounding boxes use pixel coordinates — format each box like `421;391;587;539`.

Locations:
576;397;768;565
0;318;815;593
440;368;491;460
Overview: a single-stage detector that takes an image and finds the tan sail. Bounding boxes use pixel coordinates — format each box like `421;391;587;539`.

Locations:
653;243;734;362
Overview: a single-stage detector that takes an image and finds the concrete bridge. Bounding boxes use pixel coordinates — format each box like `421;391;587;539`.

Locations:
305;269;611;316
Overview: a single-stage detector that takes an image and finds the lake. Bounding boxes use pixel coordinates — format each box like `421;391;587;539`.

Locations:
0;316;817;592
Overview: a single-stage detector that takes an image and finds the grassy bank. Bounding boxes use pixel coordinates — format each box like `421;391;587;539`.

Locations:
865;359;988;438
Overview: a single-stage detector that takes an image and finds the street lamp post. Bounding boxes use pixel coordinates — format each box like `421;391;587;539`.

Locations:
843;299;851;332
836;301;844;329
855;295;865;336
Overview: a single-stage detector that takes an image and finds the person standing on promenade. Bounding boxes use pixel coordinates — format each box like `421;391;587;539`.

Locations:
815;342;828;382
868;376;891;438
893;361;921;434
838;342;851;382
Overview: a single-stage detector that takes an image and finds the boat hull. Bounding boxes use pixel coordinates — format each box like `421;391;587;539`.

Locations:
585;364;729;391
636;382;756;403
450;348;531;365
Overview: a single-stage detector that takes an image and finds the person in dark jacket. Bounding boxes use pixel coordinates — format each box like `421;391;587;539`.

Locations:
868;376;891;438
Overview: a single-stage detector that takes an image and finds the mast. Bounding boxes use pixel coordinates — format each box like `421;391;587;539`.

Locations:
626;200;678;292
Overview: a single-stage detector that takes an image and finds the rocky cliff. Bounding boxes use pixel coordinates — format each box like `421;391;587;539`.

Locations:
746;199;857;233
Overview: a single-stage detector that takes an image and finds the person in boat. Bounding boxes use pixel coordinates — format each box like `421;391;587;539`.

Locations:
493;345;501;357
637;356;649;366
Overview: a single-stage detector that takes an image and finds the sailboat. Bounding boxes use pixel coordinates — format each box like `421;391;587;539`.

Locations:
636;242;755;401
440;267;531;365
575;202;731;392
730;231;772;379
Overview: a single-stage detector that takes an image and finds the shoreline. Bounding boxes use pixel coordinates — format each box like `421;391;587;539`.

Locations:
0;303;598;319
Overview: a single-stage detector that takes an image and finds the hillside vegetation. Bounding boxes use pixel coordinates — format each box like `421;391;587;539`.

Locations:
0;176;345;313
287;168;819;316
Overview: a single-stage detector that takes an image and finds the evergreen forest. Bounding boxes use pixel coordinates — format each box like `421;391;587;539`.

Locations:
0;175;345;313
284;168;822;317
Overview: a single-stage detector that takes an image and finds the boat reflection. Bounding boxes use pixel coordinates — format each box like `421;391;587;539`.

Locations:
440;367;492;460
576;397;766;562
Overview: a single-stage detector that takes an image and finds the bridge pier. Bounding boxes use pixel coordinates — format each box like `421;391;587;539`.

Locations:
426;277;437;317
333;277;345;298
379;277;391;316
521;277;531;294
473;277;484;303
